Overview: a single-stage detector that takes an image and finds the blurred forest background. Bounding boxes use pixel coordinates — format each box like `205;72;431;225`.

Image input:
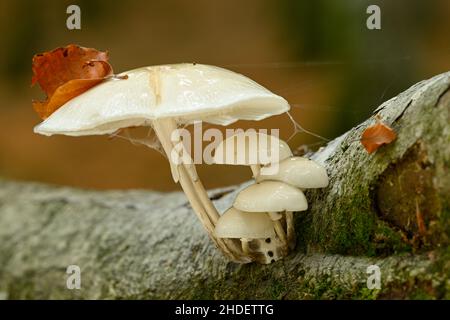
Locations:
0;0;449;191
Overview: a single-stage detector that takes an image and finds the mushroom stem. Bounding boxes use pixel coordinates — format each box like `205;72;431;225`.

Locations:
152;118;248;263
285;211;296;250
250;164;260;179
240;238;251;255
268;212;288;248
268;212;282;220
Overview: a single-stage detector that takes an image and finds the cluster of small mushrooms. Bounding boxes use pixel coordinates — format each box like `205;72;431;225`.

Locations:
213;132;328;264
34;63;328;264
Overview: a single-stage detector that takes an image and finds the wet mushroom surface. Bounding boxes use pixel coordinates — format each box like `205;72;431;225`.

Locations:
32;45;330;264
33;58;294;264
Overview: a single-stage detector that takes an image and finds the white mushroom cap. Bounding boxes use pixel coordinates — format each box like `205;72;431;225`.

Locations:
213;131;292;165
34;64;289;136
258;157;329;189
214;207;275;239
234;181;308;212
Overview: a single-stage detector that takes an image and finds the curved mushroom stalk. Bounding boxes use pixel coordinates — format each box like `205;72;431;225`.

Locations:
152;118;249;263
285;211;296;251
240;238;251;255
249;165;261;179
267;211;288;250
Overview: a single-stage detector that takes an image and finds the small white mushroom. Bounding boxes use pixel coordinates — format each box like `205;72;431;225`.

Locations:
213;131;292;178
33;64;290;263
234;181;308;212
233;181;307;248
215;207;275;239
215;207;275;253
258;157;329;189
215;207;285;264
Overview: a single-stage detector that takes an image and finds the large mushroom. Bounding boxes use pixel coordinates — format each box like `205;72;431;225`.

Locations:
34;63;290;263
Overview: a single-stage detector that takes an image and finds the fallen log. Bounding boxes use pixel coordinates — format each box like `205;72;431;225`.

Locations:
0;72;449;299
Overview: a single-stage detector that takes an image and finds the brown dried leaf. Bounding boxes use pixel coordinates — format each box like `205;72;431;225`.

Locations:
360;119;397;154
32;44;113;119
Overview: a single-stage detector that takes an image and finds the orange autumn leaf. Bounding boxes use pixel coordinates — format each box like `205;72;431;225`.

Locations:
360;120;397;154
31;44;113;119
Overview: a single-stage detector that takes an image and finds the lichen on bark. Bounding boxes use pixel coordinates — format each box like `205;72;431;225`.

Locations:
304;74;450;256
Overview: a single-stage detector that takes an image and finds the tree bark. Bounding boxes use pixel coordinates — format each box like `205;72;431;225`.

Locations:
0;72;449;299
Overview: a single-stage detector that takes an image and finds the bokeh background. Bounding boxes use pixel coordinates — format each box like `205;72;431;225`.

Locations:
0;0;449;191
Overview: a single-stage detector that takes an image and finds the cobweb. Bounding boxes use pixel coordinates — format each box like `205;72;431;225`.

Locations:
109;127;167;158
286;111;330;143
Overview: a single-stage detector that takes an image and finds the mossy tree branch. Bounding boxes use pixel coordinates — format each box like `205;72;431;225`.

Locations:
0;72;449;299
